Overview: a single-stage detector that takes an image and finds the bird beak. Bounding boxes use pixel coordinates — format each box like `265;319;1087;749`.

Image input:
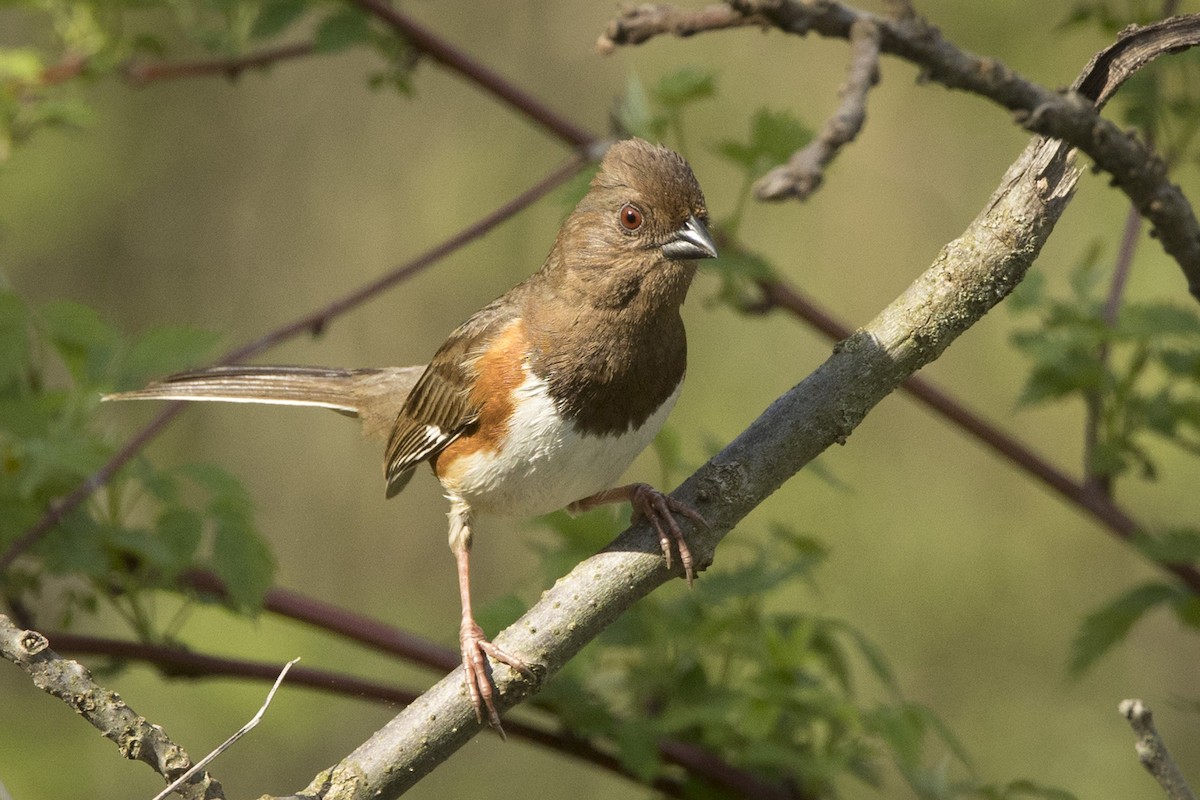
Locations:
661;214;718;261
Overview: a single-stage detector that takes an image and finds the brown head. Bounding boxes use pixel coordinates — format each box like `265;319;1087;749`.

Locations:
535;138;717;312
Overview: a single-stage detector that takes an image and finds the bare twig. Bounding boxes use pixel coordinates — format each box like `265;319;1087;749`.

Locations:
123;43;317;85
0;153;588;572
595;4;763;54
49;630;420;703
0;615;223;800
599;3;1200;301
755;17;880;200
151;659;299;800
1120;699;1197;800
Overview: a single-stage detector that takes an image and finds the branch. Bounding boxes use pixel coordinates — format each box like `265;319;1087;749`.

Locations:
181;569;460;673
754;16;880;200
0;615;223;800
599;3;1200;301
0;153;588;572
122;42;318;85
1120;699;1197;800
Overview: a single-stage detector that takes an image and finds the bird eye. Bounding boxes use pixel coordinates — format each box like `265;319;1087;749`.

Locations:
619;204;643;231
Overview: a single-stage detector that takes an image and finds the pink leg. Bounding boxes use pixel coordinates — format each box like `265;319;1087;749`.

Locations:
569;483;707;586
449;501;532;735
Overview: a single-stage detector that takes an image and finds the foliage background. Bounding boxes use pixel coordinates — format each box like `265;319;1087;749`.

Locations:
1;0;1198;798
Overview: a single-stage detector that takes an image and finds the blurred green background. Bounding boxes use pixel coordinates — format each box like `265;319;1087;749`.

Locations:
2;1;1199;798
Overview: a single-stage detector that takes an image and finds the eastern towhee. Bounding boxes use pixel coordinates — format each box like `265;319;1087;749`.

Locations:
107;138;718;732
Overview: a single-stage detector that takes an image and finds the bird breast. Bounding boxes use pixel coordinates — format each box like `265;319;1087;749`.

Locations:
436;366;681;517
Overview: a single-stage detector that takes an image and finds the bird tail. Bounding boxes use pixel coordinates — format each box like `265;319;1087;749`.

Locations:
104;365;424;440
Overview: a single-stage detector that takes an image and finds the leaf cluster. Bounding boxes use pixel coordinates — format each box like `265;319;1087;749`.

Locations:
0;289;273;638
484;437;1065;800
0;0;417;161
1011;258;1200;481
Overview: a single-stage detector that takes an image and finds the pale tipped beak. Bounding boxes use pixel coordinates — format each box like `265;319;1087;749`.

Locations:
661;214;718;261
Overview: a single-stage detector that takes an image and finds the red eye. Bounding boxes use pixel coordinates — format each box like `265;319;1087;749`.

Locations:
619;204;643;231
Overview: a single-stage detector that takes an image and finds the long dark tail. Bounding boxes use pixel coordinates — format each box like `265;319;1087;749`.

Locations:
104;365;424;440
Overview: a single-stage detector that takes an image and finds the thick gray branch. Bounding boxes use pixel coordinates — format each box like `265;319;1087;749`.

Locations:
755;17;880;200
1120;699;1197;800
600;3;1200;301
0;614;222;800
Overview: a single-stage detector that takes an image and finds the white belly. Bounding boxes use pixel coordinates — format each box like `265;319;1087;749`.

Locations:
441;368;681;517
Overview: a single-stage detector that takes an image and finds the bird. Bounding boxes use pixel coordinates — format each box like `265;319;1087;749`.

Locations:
105;138;718;732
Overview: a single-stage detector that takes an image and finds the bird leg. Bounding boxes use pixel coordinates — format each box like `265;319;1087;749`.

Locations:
568;483;706;586
448;499;532;735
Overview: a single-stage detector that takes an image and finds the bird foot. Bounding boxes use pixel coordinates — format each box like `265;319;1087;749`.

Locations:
626;483;707;586
460;618;533;736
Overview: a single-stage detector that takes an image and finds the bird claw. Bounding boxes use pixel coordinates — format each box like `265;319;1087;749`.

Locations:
460;620;532;736
627;483;706;586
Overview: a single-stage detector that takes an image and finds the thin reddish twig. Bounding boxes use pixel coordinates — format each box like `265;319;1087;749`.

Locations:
123;42;317;85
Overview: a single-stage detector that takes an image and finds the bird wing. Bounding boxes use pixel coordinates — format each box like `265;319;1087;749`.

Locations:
383;293;522;498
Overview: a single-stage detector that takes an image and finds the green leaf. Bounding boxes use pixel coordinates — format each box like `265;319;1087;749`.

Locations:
991;779;1079;800
210;510;274;611
0;494;41;549
251;0;310;39
866;704;926;769
107;526;179;573
1118;302;1200;339
714;108;812;178
18;428;111;496
830;619;900;696
1131;528;1200;563
476;593;526;634
120;325;220;386
178;461;273;609
0;49;43;82
1007;269;1047;313
1016;358;1105;405
313;8;372;53
614;72;662;140
1158;348;1200;379
613;718;663;780
36;512;105;576
178;461;246;497
156;507;204;571
1070;582;1182;676
26;98;95;130
38;299;121;385
706;247;778;309
0;291;30;386
649;67;716;110
0;394;66;438
1067;250;1104;301
1171;595;1200;630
